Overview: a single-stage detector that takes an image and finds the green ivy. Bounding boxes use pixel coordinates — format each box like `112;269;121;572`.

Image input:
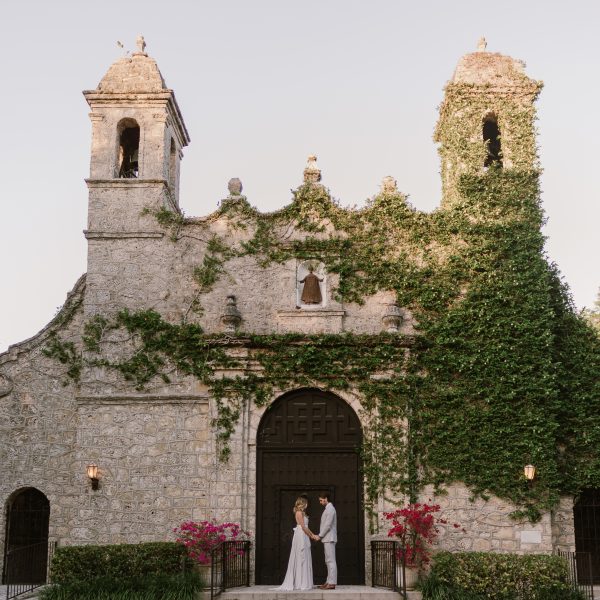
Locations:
44;88;599;521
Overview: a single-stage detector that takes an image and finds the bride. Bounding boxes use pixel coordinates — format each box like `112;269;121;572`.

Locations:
275;495;317;590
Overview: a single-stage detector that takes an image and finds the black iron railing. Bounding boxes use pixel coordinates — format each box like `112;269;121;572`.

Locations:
557;550;596;600
209;540;251;600
371;540;407;599
5;541;56;600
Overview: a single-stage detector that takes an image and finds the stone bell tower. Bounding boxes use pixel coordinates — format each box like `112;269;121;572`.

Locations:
82;38;190;316
83;37;190;232
434;38;542;209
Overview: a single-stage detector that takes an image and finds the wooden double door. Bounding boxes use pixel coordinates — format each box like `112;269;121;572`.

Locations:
256;389;364;585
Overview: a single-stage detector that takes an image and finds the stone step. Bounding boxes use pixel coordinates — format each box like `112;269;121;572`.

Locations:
218;585;422;600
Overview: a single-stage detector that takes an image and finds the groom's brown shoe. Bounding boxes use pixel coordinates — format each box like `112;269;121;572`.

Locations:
322;584;336;589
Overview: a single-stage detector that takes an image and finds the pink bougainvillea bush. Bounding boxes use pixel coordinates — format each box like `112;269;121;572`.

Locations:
384;503;465;569
174;520;250;565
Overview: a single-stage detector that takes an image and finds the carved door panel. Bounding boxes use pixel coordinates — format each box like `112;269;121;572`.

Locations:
256;389;364;585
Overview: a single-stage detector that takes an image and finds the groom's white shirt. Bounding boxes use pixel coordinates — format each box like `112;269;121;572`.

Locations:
318;502;337;543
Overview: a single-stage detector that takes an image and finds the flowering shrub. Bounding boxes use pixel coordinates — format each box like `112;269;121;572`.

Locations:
384;503;465;569
174;520;250;565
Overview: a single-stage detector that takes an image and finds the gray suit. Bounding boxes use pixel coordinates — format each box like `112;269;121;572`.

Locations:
318;502;338;584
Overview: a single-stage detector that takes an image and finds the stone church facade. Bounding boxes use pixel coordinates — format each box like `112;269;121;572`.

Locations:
0;42;578;585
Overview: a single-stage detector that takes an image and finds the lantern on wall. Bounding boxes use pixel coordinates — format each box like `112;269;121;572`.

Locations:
524;464;536;481
87;464;99;490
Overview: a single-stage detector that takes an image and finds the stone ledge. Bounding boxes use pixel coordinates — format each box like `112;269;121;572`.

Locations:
76;394;209;405
86;178;171;188
84;230;164;239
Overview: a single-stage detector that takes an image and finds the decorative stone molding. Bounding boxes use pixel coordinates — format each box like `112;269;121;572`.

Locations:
382;303;403;333
84;231;164;239
76;394;209;405
220;295;242;333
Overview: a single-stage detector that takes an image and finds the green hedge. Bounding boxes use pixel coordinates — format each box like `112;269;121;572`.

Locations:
50;542;188;584
422;552;585;600
40;573;203;600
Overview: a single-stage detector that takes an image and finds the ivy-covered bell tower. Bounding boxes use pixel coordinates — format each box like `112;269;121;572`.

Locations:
83;40;190;233
434;39;542;209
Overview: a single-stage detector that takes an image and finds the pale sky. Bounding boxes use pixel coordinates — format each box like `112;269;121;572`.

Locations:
0;0;598;352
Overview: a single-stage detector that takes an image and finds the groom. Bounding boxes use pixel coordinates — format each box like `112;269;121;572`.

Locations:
315;491;337;590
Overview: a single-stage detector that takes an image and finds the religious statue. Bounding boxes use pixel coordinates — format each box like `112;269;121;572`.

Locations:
477;37;487;52
299;266;324;304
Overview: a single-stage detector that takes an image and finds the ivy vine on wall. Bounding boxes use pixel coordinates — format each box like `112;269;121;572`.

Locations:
44;84;600;522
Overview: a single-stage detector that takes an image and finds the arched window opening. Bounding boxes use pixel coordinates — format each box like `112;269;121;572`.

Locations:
483;116;502;168
117;119;140;178
168;137;177;192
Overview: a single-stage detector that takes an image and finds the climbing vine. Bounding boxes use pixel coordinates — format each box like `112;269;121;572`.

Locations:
43;84;600;522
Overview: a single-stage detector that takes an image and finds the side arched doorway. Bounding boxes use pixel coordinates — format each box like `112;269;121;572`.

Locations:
574;489;600;583
256;388;364;585
2;488;50;584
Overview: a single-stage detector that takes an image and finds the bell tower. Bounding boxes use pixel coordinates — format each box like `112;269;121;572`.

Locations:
82;39;190;317
434;39;542;209
83;38;190;232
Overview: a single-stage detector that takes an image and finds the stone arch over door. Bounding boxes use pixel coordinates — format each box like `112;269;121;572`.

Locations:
2;488;50;585
256;388;364;585
574;489;600;584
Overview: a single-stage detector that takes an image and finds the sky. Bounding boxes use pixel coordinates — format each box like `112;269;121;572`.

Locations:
0;0;598;352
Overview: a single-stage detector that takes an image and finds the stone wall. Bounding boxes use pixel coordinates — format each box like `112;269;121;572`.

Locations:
377;484;576;557
0;279;85;575
73;397;214;544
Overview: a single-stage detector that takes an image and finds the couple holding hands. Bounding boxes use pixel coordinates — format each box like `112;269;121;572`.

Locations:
276;492;337;591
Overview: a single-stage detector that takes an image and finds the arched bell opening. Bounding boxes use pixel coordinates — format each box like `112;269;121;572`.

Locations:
255;388;364;585
483;114;503;168
117;118;140;178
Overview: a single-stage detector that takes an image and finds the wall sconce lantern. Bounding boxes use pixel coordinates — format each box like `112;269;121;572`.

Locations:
524;464;536;482
87;464;99;490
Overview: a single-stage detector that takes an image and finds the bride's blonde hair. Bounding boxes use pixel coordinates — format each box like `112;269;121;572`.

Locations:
293;496;308;514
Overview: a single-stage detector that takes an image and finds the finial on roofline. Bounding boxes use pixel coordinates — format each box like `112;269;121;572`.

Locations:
135;34;147;55
303;155;321;184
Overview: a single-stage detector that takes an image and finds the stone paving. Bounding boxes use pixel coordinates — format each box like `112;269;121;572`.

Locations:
219;585;416;600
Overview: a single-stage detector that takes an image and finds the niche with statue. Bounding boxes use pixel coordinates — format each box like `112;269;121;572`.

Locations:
296;261;327;309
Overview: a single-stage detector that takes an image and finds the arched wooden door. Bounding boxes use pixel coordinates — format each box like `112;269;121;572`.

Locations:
2;488;50;584
256;388;364;585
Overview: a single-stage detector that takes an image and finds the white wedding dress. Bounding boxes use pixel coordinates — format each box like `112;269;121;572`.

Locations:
275;515;313;591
